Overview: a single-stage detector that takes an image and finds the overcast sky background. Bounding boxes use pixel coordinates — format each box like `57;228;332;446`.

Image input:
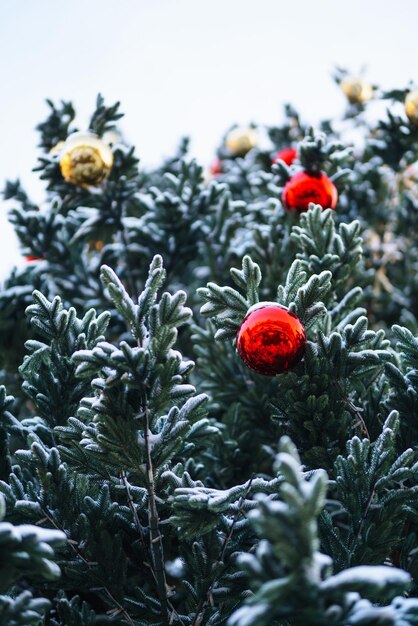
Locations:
1;0;417;277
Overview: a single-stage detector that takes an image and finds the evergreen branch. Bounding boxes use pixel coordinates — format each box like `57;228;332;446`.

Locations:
0;590;51;626
335;381;370;439
333;411;418;569
120;221;138;297
230;437;414;626
100;265;140;343
0;496;65;593
36;99;75;150
191;475;254;626
230;255;261;305
142;397;170;624
120;471;187;625
297;127;353;172
120;470;147;546
41;505;137;625
100;587;136;626
88;94;124;136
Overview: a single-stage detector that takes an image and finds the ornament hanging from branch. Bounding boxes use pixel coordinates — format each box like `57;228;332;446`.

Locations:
340;76;373;105
282;171;338;213
225;127;258;157
59;131;114;187
236;302;307;376
405;89;418;127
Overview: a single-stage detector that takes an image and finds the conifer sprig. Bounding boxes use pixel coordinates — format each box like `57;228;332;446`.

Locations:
229;437;415;626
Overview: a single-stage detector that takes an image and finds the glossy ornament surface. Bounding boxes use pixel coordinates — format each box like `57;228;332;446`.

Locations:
282;170;338;213
340;76;373;104
273;147;297;166
225;127;258;157
405;90;418;126
237;302;306;376
59;132;114;187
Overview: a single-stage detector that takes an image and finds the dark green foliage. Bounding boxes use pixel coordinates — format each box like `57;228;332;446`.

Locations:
385;325;418;449
36;99;75;151
229;438;418;626
0;494;65;591
49;592;97;626
296;127;353;175
322;411;418;570
0;387;14;480
17;291;110;444
88;94;124;136
1;83;418;624
291;205;366;297
0;591;51;626
0;492;65;624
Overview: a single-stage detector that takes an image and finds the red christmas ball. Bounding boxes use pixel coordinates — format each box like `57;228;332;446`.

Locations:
282;171;338;213
209;158;223;176
237;302;307;376
273;147;297;166
25;256;43;262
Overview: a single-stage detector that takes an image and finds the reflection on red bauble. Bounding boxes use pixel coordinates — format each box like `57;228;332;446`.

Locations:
209;158;223;177
282;171;338;213
273;147;297;166
236;302;307;376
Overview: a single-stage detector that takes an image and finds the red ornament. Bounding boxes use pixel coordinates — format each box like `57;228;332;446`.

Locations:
25;256;43;262
209;158;223;177
282;171;338;213
237;302;306;376
273;147;297;166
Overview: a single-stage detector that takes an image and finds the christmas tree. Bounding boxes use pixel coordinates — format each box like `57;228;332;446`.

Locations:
1;75;418;625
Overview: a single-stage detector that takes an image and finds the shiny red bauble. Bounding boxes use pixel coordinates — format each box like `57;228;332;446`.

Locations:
282;171;338;213
236;302;307;376
273;147;297;166
209;158;223;176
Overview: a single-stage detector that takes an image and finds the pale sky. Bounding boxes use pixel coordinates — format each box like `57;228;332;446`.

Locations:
1;0;417;277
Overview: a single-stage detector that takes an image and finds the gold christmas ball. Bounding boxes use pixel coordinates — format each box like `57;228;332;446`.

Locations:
88;240;105;251
405;90;418;126
340;76;373;105
59;132;114;187
225;127;258;157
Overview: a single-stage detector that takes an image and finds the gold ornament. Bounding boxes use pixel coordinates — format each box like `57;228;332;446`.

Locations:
59;132;114;187
225;127;258;157
405;90;418;126
88;240;105;251
340;76;373;105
